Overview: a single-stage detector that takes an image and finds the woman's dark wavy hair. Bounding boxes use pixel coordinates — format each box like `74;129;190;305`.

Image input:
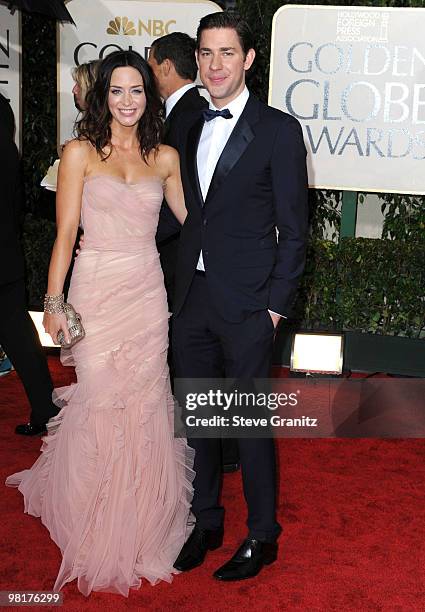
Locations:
75;50;163;161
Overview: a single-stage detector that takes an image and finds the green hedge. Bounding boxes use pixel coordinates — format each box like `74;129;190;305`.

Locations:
294;238;425;338
22;14;57;217
22;215;56;308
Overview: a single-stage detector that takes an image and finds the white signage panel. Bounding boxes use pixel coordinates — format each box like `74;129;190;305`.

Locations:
269;5;425;194
0;7;21;148
58;0;221;143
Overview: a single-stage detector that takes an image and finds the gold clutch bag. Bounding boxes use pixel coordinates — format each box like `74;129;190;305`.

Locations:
56;303;85;347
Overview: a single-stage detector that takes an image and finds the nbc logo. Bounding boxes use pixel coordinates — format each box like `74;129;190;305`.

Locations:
107;17;136;36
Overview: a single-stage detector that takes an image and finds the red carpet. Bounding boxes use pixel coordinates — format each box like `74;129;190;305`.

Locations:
1;357;425;611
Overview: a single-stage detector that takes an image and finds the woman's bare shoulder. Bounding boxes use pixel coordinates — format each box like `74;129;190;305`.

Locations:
62;138;93;162
154;144;179;169
60;139;101;180
57;140;100;189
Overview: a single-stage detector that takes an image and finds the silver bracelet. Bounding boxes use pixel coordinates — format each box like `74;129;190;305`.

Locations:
44;293;65;314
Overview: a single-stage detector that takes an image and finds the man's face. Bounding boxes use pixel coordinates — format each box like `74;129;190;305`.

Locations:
148;48;166;98
197;27;255;108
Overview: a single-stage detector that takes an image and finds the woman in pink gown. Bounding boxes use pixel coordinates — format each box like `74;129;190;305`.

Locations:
6;50;194;597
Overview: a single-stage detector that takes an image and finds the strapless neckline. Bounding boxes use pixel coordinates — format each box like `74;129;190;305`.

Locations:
83;174;163;187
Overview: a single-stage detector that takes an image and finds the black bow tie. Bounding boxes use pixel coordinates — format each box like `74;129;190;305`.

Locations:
202;108;233;122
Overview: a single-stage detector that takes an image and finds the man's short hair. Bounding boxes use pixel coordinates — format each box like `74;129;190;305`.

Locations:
151;32;197;82
196;11;254;57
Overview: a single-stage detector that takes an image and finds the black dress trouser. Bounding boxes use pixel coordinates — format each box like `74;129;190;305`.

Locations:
172;273;281;543
0;279;57;425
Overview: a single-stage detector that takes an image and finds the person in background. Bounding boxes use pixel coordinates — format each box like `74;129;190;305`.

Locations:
0;93;58;435
71;59;101;112
49;60;101;175
149;33;206;307
149;32;240;473
0;346;13;376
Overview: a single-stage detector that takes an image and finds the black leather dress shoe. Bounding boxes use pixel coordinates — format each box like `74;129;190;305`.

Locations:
15;422;47;436
213;538;277;581
173;525;223;572
222;462;240;473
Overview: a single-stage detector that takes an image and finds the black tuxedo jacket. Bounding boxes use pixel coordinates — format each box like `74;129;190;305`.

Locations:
173;93;309;323
157;87;207;243
0;93;25;286
164;86;207;148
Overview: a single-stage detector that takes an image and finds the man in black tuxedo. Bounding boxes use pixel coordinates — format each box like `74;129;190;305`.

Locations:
0;93;58;435
149;33;207;306
172;13;308;581
149;33;207;149
151;32;240;473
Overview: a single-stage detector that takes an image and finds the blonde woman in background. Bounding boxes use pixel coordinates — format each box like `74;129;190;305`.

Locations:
71;59;101;112
44;60;102;190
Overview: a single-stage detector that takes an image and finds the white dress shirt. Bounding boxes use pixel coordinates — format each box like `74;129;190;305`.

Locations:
196;87;249;271
165;83;197;118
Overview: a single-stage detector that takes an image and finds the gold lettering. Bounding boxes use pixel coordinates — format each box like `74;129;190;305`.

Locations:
138;19;152;36
152;20;164;36
165;20;176;34
137;18;177;36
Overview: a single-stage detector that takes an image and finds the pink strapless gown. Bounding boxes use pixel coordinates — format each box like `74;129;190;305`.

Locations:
6;175;194;597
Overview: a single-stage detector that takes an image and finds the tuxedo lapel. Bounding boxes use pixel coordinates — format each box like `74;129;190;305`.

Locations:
205;95;259;206
164;88;206;144
186;116;205;207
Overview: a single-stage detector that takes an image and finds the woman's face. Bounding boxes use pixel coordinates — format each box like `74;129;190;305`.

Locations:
72;81;85;112
107;66;146;128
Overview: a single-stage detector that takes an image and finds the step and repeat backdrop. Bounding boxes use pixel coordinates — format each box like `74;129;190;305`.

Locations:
2;2;424;195
269;5;425;195
58;0;220;144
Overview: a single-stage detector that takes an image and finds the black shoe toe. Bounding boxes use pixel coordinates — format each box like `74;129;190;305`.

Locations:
174;526;223;572
213;539;277;581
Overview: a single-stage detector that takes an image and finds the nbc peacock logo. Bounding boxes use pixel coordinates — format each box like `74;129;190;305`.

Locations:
106;17;136;36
